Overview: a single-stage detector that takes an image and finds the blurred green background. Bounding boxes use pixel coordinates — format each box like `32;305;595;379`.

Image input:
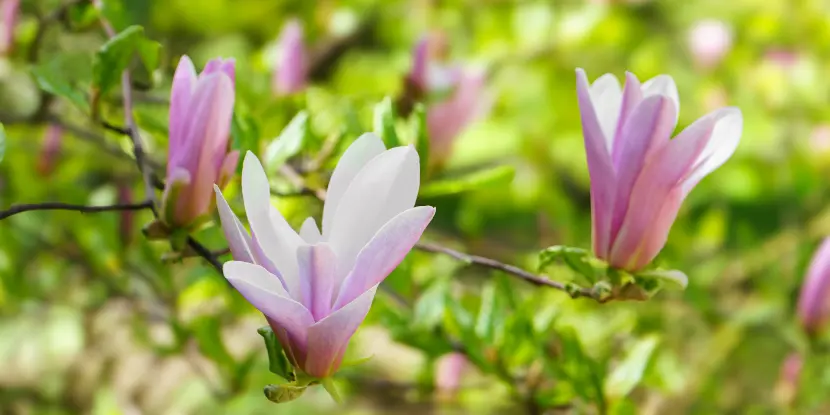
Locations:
2;0;830;413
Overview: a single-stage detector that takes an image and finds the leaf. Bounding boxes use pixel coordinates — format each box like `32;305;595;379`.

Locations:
539;245;598;284
604;335;660;400
636;269;688;290
92;25;161;96
412;277;450;330
264;111;308;173
373;96;399;147
97;0;130;31
0;123;5;164
190;318;236;373
68;2;100;30
257;326;294;382
263;383;307;403
412;103;429;177
230;104;261;171
419;165;515;198
31;63;90;113
474;278;509;346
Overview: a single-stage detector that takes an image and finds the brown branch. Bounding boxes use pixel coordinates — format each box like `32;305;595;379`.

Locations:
0;200;153;221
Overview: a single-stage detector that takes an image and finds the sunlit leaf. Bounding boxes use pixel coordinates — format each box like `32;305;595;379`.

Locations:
264;111;308;173
373;96;399;147
31;62;90;113
257;326;293;382
604;335;660;400
92;25;161;96
419;165;515;198
539;245;599;283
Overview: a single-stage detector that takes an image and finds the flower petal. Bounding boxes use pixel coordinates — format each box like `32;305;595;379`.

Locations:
304;286;377;378
273;20;307;95
409;36;429;90
297;243;338;321
214;185;254;263
610;72;643;165
427;68;489;160
217;150;240;190
641;75;680;120
576;68;616;258
300;217;321;244
333;206;435;310
608;95;678;245
327;146;420;278
167;55;197;176
202;58;236;86
241;152;304;299
223;261;313;341
680;107;742;195
588;73;622;152
798;238;830;334
608;113;715;270
321;133;386;238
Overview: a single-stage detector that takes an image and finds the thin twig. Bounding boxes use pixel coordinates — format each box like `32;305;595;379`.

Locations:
0;200;153;221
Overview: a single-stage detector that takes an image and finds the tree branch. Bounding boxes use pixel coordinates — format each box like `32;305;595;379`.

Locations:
0;200;153;221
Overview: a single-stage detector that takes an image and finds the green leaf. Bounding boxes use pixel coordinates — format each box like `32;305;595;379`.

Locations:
264;111;308;173
635;269;688;290
419;165;515;198
257;326;294;382
373;96;399;147
0;123;5;164
190;318;236;373
68;2;100;30
97;0;130;31
412;103;429;177
539;245;598;284
412;277;450;330
31;63;90;113
230;104;261;172
263;383;307;403
92;25;161;96
604;335;660;400
474;278;509;346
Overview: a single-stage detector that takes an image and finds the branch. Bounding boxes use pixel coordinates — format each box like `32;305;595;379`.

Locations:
414;242;594;299
0;200;153;221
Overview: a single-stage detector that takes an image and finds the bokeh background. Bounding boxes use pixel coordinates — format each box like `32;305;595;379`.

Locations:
2;0;830;413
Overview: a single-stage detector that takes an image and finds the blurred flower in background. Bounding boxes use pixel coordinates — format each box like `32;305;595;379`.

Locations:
774;353;803;407
405;33;490;171
797;238;830;336
161;56;238;230
576;69;742;272
687;19;733;70
272;19;309;96
0;0;19;55
434;352;468;400
36;124;62;177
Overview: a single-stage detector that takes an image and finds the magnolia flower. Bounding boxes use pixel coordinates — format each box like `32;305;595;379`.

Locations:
161;56;238;229
0;0;20;55
774;353;803;406
576;69;742;272
272;19;308;96
797;238;830;335
407;36;489;168
687;20;733;69
214;133;435;378
435;352;468;395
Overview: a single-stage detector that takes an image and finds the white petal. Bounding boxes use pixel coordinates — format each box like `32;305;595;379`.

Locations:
328;146;420;278
642;75;680;120
223;261;314;339
322;133;386;238
241;152;304;299
214;185;254;263
681;107;743;194
589;73;622;153
299;217;321;244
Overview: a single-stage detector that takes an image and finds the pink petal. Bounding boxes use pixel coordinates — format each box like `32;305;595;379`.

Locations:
608;95;678;246
680;107;742;196
641;75;680;120
304;286;377;378
575;68;616;259
223;261;314;343
587;73;622;152
0;0;20;54
300;217;321;244
610;72;643;165
409;36;430;91
297;243;338;321
202;58;236;86
797;238;830;334
273;19;308;96
214;185;254;263
333;206;435;310
608;113;717;270
167;55;197;177
426;68;489;160
217;150;240;190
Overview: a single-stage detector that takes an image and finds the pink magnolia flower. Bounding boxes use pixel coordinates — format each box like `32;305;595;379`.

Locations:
687;20;733;69
214;133;435;378
0;0;20;55
797;238;830;335
161;56;238;229
435;352;468;393
576;69;742;272
408;36;489;167
272;19;308;96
